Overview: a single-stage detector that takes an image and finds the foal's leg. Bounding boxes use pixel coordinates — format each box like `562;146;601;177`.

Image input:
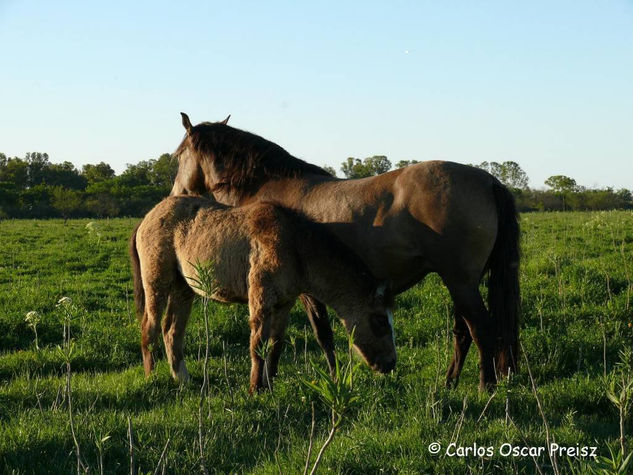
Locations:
445;314;473;388
447;283;496;390
248;307;273;394
247;277;277;394
141;289;168;377
162;281;194;382
300;295;336;372
261;303;292;390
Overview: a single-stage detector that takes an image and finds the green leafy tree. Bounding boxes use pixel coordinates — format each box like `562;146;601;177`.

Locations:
51;186;83;219
25;152;50;187
475;161;529;190
82;162;115;184
395;159;419;169
322;165;337;177
545;175;578;194
45;162;86;190
0;157;28;189
498;161;529;190
151;153;179;188
340;155;392;178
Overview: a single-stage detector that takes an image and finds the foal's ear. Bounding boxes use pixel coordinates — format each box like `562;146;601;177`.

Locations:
220;114;231;125
180;112;193;133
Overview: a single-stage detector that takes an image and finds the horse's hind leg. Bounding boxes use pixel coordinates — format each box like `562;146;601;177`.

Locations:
445;314;473;388
447;282;496;391
162;280;194;383
300;295;336;372
261;303;293;390
141;290;168;377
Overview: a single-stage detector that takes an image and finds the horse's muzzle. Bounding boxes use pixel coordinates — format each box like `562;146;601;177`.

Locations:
373;356;396;374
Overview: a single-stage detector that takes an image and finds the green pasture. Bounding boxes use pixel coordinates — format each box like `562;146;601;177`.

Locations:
1;211;632;473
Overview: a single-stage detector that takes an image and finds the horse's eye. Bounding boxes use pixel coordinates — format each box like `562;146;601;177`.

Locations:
369;313;390;337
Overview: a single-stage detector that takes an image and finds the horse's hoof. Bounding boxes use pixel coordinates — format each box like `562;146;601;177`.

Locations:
174;361;190;384
478;381;496;393
445;377;459;389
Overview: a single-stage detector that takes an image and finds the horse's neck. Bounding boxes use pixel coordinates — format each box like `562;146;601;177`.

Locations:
240;177;346;214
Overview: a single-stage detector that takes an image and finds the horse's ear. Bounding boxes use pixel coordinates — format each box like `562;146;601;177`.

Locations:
181;112;193;133
220;115;231;125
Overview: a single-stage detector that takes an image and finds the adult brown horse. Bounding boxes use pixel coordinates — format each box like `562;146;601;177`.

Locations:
170;113;520;390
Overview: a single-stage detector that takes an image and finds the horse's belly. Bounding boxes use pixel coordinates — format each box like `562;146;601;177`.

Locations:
210;287;248;304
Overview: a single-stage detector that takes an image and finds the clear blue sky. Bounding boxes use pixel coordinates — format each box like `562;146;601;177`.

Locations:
1;1;632;189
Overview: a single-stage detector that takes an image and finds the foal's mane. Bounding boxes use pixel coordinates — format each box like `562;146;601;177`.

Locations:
176;122;333;194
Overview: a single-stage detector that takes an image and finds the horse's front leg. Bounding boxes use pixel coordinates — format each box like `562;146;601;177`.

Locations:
300;295;336;373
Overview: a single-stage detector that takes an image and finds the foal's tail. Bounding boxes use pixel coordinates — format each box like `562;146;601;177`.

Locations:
129;221;145;320
488;182;521;377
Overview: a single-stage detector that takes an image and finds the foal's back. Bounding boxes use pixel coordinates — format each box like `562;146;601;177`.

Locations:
136;195;298;303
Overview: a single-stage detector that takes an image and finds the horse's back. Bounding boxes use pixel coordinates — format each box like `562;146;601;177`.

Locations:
393;161;499;279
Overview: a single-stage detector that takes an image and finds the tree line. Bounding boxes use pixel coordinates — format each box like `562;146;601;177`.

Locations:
336;156;632;212
0;152;630;219
0;152;177;218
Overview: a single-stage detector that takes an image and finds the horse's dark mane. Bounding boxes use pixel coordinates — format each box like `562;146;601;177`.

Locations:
176;122;333;195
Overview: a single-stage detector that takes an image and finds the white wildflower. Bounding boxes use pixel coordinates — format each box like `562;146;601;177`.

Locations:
57;296;72;306
25;310;40;325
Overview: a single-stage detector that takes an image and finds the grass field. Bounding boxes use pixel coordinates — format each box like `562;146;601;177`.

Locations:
1;211;632;473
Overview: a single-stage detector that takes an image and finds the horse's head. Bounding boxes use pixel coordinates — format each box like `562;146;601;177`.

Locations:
341;281;397;374
170;112;230;197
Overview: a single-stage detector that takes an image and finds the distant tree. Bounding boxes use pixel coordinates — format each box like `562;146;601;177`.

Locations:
0;157;28;189
119;154;176;189
84;194;120;217
364;155;391;175
341;155;392;179
498;161;529;190
82;162;115;183
545;175;578;194
51;186;83;219
395;159;419;169
322;165;337;177
616;188;633;206
544;175;580;211
25;152;50;187
18;184;54;217
474;161;529;190
341;157;366;178
45;161;86;190
150;153;179;188
119;160;153;187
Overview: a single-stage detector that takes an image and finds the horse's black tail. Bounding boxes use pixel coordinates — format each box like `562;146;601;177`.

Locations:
488;182;521;376
129;221;145;321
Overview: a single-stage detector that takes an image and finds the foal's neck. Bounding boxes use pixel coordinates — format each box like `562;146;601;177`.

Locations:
298;233;372;314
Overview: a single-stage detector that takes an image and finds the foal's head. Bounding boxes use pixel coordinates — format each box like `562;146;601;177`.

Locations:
341;281;397;374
